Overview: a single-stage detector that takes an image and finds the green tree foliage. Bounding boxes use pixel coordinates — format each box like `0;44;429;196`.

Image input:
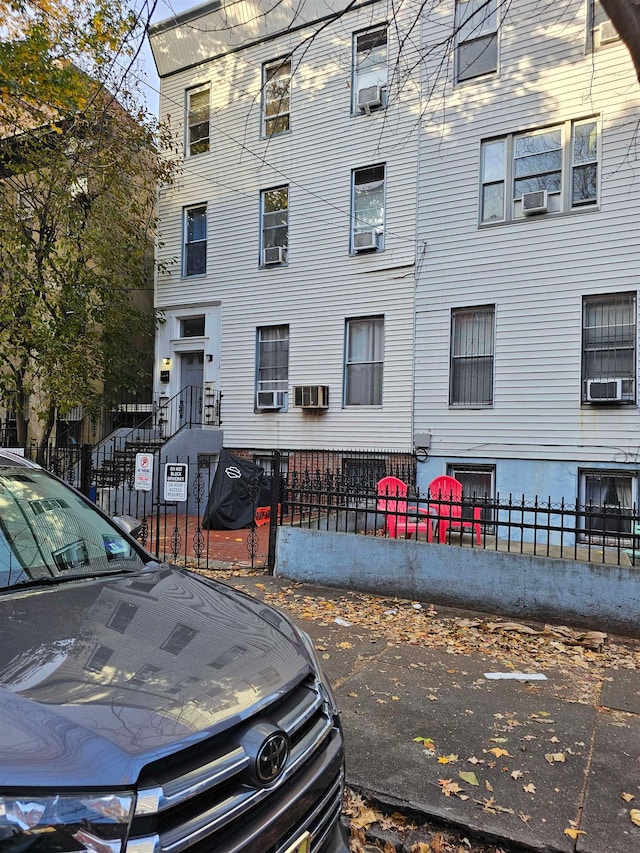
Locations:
0;0;176;454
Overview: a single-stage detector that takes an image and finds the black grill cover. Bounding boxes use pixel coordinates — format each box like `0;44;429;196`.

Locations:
202;449;272;529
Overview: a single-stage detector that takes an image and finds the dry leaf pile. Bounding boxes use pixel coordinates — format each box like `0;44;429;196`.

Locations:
197;569;640;681
344;788;508;853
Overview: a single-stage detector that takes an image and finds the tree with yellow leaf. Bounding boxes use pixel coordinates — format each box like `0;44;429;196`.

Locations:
0;0;177;455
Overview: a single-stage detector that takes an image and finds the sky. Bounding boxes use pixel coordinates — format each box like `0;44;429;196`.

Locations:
137;0;196;117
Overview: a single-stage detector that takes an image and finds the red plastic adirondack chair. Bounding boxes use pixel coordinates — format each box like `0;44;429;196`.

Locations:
376;476;433;541
427;475;482;545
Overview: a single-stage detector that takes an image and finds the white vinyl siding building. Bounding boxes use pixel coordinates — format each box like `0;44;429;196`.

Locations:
149;0;419;453
413;0;640;505
150;0;640;510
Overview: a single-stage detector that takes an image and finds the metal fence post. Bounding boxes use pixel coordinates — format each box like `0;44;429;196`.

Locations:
267;450;281;575
79;443;93;498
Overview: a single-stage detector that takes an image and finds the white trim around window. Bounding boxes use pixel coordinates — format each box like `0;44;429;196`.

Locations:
480;118;599;224
344;316;384;406
260;186;289;266
582;292;636;404
454;0;498;83
262;59;291;137
450;305;495;407
183;204;207;277
351;164;386;253
352;24;388;114
186;85;210;157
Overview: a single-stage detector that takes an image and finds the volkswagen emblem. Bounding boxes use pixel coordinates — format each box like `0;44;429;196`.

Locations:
255;731;289;784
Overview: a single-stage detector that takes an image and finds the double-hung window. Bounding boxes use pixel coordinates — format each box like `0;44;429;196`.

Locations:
582;293;636;403
454;0;498;82
183;205;207;276
263;59;291;136
480;119;598;223
256;326;289;409
344;316;384;406
260;186;288;265
186;86;210;156
450;306;494;406
351;165;385;252
353;25;387;113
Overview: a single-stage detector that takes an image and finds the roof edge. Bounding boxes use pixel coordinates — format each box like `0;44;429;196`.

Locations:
148;0;224;37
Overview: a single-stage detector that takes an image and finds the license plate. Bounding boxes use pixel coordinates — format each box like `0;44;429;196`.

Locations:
282;830;311;853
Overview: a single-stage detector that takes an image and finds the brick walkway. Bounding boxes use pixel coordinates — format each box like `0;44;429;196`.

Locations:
142;515;270;568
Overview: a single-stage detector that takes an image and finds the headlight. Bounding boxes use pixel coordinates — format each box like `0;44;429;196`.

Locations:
297;628;339;716
0;791;134;852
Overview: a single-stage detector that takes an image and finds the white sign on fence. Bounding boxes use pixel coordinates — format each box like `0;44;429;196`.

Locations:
164;462;188;502
134;453;154;491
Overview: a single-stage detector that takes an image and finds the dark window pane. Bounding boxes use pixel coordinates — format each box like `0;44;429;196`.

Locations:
514;172;562;197
572;163;598;205
345;363;383;405
186;242;206;276
457;33;497;81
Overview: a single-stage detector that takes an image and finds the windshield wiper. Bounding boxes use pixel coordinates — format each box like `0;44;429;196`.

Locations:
2;565;140;591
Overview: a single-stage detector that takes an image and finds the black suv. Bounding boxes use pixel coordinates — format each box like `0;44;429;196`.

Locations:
0;450;348;853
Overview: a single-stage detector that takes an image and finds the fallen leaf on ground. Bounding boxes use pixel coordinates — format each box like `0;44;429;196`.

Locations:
438;779;465;798
488;747;511;758
458;771;479;786
622;792;635;802
523;783;536;794
564;828;586;839
630;809;640;826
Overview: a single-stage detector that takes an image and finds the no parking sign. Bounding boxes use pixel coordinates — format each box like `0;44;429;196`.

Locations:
134;453;154;491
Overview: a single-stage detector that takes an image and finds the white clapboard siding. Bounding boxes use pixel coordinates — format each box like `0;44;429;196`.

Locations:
151;1;419;451
414;0;640;467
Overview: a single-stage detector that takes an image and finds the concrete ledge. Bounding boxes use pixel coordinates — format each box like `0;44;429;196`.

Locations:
275;527;640;637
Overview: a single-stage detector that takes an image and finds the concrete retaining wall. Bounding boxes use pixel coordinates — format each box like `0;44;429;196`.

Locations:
275;527;640;637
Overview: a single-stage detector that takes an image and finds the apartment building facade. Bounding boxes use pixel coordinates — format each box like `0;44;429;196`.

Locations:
149;0;420;461
150;0;640;529
413;0;640;529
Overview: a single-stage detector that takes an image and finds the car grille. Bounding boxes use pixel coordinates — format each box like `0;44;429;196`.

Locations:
125;674;344;852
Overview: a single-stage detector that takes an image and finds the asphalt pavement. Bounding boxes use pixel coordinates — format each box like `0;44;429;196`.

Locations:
214;569;640;853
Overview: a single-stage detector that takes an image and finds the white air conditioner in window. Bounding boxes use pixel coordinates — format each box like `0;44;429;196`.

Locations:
256;390;286;410
522;190;548;215
357;85;383;113
293;385;329;409
263;246;286;265
353;230;379;252
599;20;619;45
586;378;624;402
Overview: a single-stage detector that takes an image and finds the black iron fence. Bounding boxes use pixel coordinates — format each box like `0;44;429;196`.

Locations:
26;442;640;570
279;473;640;567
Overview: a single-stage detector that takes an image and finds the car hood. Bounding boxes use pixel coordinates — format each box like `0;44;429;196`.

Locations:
0;567;310;786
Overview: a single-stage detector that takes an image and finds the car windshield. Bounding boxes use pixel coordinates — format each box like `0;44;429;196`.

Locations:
0;467;145;589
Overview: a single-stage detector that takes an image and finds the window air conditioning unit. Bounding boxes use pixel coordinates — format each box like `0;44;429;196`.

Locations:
263;246;286;265
586;378;623;402
256;390;286;409
522;190;548;215
353;230;379;252
599;20;619;45
293;385;329;409
357;85;383;113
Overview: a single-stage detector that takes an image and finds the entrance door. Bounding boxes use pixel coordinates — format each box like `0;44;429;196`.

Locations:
180;351;204;425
